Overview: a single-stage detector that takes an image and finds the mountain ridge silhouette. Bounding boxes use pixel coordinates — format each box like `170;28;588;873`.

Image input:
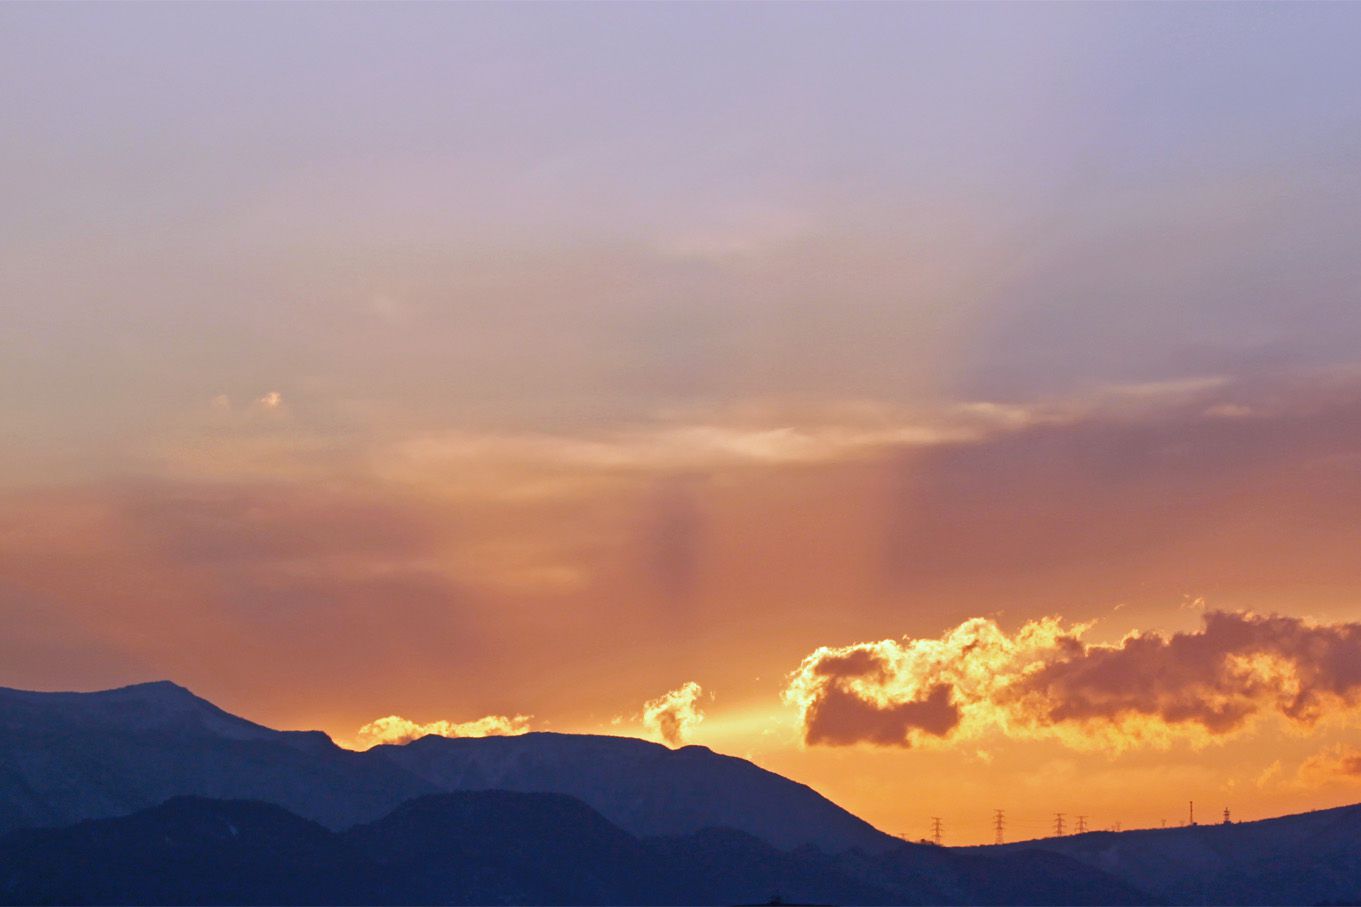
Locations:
0;680;890;852
0;791;1153;906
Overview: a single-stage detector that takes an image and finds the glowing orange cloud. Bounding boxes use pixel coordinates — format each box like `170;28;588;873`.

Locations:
350;713;531;750
785;611;1361;751
642;681;706;746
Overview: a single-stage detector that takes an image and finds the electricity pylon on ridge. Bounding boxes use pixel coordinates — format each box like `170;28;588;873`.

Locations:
930;816;943;846
1053;813;1066;837
993;809;1005;845
1076;815;1088;834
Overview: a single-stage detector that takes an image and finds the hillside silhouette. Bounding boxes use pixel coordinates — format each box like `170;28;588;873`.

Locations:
0;792;1152;906
973;804;1361;905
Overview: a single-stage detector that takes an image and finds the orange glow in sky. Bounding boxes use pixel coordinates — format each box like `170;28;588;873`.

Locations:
5;1;1361;845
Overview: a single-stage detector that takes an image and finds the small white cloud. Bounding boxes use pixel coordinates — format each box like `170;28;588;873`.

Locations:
349;713;532;750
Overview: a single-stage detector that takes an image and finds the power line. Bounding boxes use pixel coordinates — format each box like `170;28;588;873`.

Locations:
930;817;943;846
1053;813;1066;837
993;809;1005;846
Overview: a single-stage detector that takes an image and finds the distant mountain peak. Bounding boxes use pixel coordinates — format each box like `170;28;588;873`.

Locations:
100;679;199;700
0;679;197;703
0;678;278;742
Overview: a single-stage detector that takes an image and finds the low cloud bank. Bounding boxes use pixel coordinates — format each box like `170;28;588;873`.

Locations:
351;713;531;750
785;611;1361;751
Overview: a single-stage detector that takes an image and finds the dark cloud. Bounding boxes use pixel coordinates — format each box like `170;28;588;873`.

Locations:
1014;611;1361;733
805;680;959;746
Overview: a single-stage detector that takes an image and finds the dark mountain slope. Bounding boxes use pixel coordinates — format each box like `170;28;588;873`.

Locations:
832;839;1155;906
0;792;1146;906
968;803;1361;905
375;731;898;853
344;792;665;905
647;826;907;906
0;682;435;834
0;682;895;853
0;797;370;905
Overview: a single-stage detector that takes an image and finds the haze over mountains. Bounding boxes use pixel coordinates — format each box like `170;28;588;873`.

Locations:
1;681;1359;905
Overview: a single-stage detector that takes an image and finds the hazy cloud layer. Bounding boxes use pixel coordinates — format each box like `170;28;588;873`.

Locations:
1298;744;1361;785
643;681;706;746
5;365;1361;839
785;611;1361;751
350;713;532;750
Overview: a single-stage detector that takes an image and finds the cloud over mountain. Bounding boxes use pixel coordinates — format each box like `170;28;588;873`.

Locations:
785;611;1361;750
351;713;531;750
643;681;706;746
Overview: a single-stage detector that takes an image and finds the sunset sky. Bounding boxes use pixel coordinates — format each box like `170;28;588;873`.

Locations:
6;3;1361;845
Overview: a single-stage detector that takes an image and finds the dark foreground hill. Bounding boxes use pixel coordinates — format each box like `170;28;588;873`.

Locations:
969;803;1361;906
0;792;1151;906
0;681;888;853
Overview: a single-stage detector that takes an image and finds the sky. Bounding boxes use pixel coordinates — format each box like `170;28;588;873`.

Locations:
5;2;1361;844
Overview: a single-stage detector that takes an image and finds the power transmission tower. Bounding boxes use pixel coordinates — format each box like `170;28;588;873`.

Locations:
930;817;943;846
1222;807;1231;825
1076;815;1088;834
1053;813;1066;837
993;809;1005;845
1189;800;1196;826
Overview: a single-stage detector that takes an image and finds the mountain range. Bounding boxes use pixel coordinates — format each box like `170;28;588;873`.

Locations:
1;681;1358;905
0;790;1154;906
0;681;889;851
